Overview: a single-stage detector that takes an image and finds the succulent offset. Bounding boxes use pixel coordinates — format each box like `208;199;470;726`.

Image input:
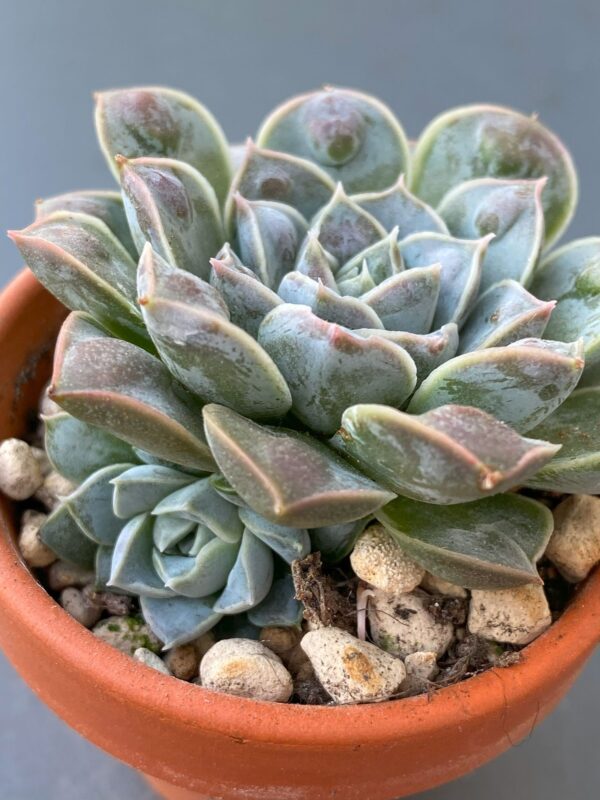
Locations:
9;86;600;647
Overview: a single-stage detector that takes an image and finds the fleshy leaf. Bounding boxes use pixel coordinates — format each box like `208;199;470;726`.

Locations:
203;404;395;527
138;247;292;420
239;507;310;564
152;478;244;544
95;86;231;204
234;195;308;289
525;387;600;493
8;212;148;348
213;530;274;614
118;156;223;280
311;183;386;264
337;228;403;287
247;573;303;627
529;238;600;387
336;262;377;297
376;494;552;589
44;412;137;483
153;537;239;598
140;594;222;649
276;273;383;329
410;104;577;246
409;338;585;432
256;86;410;193
50;314;215;471
40;505;97;568
209;257;282;337
360;264;441;333
294;231;339;289
111;464;197;518
352;175;448;237
65;463;133;545
310;518;371;562
153;515;197;552
109;514;174;597
333;404;559;503
438;178;546;292
356;324;459;381
259;305;416;434
224;139;335;231
458;280;555;354
36;190;137;258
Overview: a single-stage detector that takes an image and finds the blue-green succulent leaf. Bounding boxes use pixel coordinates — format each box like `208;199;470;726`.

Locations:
213;530;274;614
153;537;239;598
258;305;416;434
376;494;553;589
140;594;223;649
40;505;97;568
65;463;133;545
294;231;339;289
203;404;395;528
336;262;377;297
109;514;174;598
239;507;310;564
333;404;559;504
409;338;584;432
152;515;197;553
247;573;303;628
112;464;197;518
410;103;577;246
338;228;403;286
310;517;371;563
360;264;441;333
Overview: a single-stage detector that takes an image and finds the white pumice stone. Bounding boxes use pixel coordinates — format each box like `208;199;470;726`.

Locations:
301;627;406;704
200;638;293;702
47;560;95;591
134;648;172;676
164;643;200;680
30;446;52;477
350;524;425;593
421;572;468;598
93;616;162;656
59;587;102;628
0;439;44;500
403;651;439;692
17;509;55;568
468;584;552;645
368;588;455;658
193;631;216;660
546;495;600;583
34;470;76;510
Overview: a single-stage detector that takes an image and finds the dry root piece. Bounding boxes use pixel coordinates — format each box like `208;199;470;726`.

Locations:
291;552;357;634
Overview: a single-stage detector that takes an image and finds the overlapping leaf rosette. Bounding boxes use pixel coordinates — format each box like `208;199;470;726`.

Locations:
10;86;600;647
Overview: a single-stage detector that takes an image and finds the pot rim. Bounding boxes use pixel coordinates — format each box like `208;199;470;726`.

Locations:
0;268;598;749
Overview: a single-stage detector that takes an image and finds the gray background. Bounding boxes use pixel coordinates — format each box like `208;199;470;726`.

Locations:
0;0;598;797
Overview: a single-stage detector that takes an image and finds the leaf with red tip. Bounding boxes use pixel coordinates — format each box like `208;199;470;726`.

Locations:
50;314;215;471
203;404;395;527
332;404;559;503
95;86;231;204
119;156;223;280
258;304;416;434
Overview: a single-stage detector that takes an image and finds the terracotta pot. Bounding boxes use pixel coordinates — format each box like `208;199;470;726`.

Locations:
0;269;598;800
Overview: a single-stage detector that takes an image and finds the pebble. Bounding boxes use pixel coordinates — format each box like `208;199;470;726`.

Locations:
30;446;52;477
60;587;102;628
259;626;302;658
368;588;454;658
164;643;200;680
421;572;468;599
0;439;43;500
47;560;95;591
350;524;425;593
468;584;552;645
403;651;439;693
200;638;293;702
133;647;172;676
93;616;162;656
34;470;76;510
546;495;600;583
81;585;134;617
193;631;216;659
301;627;405;704
18;509;55;568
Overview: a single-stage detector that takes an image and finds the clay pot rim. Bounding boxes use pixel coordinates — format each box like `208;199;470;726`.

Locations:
0;269;598;749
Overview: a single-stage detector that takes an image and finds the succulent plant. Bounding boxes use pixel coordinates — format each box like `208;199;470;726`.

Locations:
9;86;600;646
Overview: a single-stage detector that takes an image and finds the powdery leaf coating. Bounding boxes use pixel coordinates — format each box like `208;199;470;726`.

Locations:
203;404;394;528
200;638;293;702
411;104;577;246
467;584;552;645
368;589;455;658
438;178;546;292
257;87;410;194
546;495;600;583
360;265;441;334
333;404;559;503
350;523;425;593
301;627;406;704
95;86;231;204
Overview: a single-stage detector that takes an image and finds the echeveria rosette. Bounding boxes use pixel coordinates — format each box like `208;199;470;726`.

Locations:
8;85;600;645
